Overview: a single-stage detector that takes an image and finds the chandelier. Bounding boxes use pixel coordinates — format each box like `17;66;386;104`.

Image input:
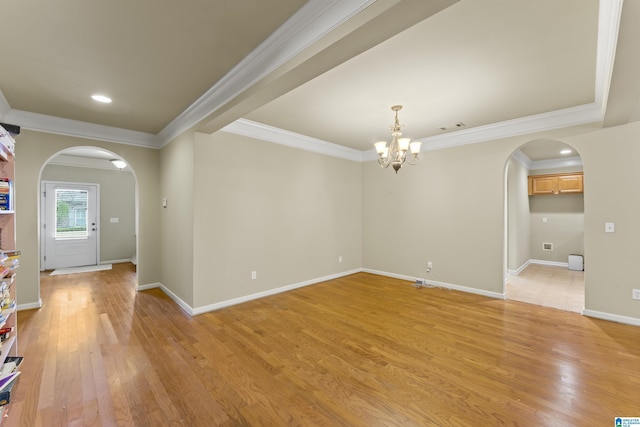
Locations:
374;105;422;173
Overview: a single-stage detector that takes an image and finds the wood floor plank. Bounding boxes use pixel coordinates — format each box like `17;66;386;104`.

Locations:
4;265;640;425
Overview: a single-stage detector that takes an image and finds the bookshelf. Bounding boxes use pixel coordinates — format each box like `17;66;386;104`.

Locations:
0;125;20;419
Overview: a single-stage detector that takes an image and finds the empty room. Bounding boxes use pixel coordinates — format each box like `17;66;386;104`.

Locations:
0;0;639;425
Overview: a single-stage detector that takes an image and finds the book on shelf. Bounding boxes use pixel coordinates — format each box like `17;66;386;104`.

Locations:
0;259;18;270
0;356;21;379
0;377;18;406
0;372;18;392
0;180;11;211
0;251;20;259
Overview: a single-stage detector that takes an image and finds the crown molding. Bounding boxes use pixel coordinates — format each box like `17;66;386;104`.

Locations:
3;109;158;148
0;0;621;159
419;103;603;153
47;154;133;171
511;150;532;169
595;0;624;113
529;156;582;171
222;118;364;162
156;0;377;146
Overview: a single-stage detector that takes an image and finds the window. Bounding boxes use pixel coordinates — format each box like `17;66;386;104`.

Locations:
55;189;89;239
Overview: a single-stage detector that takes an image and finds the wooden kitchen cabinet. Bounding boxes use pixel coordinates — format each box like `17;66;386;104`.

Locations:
528;172;583;195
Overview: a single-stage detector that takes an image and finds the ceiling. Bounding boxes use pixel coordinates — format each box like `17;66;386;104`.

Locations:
0;0;635;165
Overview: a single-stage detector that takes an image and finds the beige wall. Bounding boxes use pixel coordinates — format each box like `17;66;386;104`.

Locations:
507;157;530;271
191;131;362;308
529;194;584;262
159;132;195;306
42;164;136;263
15;130;161;307
363;122;640;320
14;120;640;323
567;121;640;318
528;166;584;263
363;139;513;294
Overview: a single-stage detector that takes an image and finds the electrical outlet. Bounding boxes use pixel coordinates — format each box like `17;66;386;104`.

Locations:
633;289;640;300
338;256;342;263
251;271;257;280
427;261;432;269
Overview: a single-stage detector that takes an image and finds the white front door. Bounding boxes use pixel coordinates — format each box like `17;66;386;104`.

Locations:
42;182;99;269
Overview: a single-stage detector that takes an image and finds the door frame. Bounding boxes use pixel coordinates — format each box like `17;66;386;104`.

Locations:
40;180;101;271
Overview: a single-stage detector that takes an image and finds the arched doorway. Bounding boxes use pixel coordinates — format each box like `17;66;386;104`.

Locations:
504;139;585;313
38;146;139;282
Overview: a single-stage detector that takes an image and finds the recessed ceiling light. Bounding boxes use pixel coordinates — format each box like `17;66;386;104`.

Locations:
91;94;112;103
110;159;127;169
560;149;572;155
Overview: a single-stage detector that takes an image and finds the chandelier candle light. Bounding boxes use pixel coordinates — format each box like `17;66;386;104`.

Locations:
374;105;422;173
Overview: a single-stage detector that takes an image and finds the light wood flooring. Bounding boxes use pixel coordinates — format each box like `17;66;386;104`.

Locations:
507;264;585;313
4;263;639;426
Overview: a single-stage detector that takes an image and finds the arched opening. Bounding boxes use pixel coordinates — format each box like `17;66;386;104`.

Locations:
37;146;139;288
504;139;584;313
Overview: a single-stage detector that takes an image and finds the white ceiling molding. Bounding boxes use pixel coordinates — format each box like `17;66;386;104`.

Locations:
48;154;132;171
595;0;624;114
0;0;622;160
420;103;603;152
4;109;158;148
222;118;364;162
510;150;583;171
511;150;532;169
227;102;596;165
529;156;583;171
156;0;377;146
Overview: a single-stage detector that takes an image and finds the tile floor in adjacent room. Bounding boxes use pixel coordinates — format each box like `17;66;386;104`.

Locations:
506;263;585;313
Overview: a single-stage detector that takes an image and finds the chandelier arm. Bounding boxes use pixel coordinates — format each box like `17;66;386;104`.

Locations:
378;156;391;168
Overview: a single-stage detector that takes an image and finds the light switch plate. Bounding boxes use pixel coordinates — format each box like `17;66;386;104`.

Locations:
605;222;615;233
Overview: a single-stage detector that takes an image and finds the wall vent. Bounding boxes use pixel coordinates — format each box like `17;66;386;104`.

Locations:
542;242;553;251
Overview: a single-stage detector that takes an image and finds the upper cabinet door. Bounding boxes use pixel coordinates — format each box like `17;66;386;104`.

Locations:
529;176;557;195
557;174;583;194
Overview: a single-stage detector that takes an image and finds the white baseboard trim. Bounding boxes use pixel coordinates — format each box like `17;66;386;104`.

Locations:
362;268;506;300
583;309;640;327
530;259;569;268
507;259;531;276
361;268;416;283
101;259;133;265
137;282;161;291
157;283;194;316
191;269;363;316
140;270;364;317
18;298;43;311
137;282;195;316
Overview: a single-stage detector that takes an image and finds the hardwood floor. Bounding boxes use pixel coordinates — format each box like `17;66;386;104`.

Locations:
5;264;640;426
